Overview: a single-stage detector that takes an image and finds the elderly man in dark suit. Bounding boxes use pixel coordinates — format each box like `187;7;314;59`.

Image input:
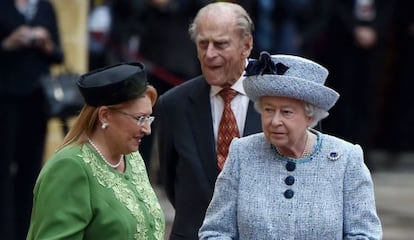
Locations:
155;2;261;239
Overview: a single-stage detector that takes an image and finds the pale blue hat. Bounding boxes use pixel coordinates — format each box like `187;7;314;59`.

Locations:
243;52;339;111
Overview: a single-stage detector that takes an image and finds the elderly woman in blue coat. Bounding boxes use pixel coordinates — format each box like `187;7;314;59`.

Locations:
199;52;382;239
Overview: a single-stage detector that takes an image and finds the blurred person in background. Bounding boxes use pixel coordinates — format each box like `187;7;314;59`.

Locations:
87;0;112;71
27;62;165;239
105;0;213;175
321;0;395;169
299;0;334;63
156;2;261;239
238;0;311;58
139;0;212;94
104;0;146;67
238;0;335;78
0;0;63;239
199;51;382;239
137;0;212;175
378;0;414;157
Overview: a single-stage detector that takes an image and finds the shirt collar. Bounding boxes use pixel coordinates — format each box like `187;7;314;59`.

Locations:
210;60;248;97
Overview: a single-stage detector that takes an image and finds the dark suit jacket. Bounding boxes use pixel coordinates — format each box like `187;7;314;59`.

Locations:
155;76;262;239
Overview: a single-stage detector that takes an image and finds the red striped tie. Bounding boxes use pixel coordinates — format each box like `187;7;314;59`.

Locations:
217;88;239;170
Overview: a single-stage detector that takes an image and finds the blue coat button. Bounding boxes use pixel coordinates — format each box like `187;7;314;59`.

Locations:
286;162;296;171
285;175;295;185
284;189;294;199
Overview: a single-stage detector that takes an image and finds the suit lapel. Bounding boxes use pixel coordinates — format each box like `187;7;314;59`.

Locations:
186;81;262;189
187;79;219;187
244;101;262;136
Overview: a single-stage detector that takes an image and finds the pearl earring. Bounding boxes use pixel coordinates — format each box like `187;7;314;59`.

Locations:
101;123;108;129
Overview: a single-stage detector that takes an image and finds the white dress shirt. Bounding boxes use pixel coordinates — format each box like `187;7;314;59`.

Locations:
210;76;250;145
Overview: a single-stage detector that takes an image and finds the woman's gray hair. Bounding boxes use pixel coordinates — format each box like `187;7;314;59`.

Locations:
188;2;254;42
254;100;329;128
304;103;329;128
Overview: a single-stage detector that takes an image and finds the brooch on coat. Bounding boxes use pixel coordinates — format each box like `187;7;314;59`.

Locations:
328;151;340;161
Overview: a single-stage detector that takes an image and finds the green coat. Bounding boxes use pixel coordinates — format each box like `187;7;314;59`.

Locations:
27;144;165;240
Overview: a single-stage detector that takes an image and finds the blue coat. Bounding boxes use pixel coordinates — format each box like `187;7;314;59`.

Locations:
199;131;382;239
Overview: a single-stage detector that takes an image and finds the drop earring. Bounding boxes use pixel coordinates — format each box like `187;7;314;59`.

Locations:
101;123;108;129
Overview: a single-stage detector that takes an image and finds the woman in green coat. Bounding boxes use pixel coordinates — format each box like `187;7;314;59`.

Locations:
27;62;165;240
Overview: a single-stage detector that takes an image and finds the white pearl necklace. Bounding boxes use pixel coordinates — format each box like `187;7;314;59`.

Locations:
88;139;123;168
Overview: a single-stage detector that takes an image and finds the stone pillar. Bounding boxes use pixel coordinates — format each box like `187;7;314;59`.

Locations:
50;0;89;73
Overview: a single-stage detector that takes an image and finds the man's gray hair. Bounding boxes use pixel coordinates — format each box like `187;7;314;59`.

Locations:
188;2;254;41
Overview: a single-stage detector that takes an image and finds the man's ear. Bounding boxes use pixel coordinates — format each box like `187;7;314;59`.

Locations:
241;35;253;58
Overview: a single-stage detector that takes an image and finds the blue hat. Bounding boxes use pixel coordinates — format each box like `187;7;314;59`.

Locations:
243;52;339;111
77;62;148;107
